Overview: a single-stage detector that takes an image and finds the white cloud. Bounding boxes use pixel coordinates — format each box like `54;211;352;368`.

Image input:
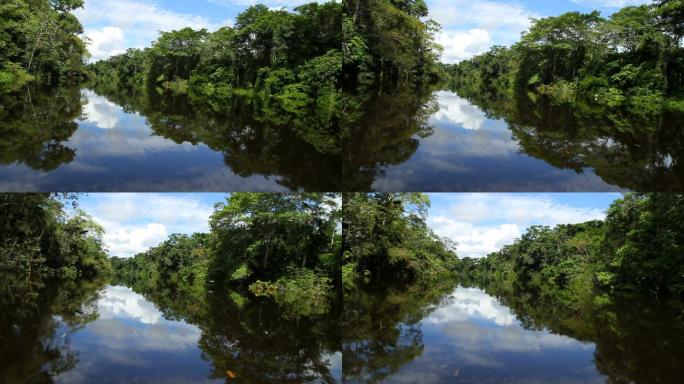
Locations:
427;287;594;353
431;217;522;258
431;91;488;129
102;222;169;258
75;0;231;61
90;286;202;351
98;285;163;324
428;194;606;258
81;90;121;129
207;0;338;7
84;27;126;62
437;29;492;64
429;0;535;32
86;194;218;257
428;287;516;326
428;0;539;63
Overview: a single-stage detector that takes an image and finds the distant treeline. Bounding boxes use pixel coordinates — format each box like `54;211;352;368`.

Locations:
111;193;341;315
449;1;684;110
111;192;460;313
88;2;342;154
459;194;684;300
88;3;340;103
0;0;88;93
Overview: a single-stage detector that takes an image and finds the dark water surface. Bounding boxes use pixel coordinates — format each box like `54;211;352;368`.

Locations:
343;282;684;383
0;283;341;383
345;88;684;192
0;87;340;191
3;279;682;383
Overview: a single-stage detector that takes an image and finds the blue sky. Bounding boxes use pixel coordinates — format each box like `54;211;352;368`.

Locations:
427;193;621;258
427;0;655;63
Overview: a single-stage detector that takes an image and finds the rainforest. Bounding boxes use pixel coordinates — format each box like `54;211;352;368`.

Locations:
1;192;683;382
0;0;342;191
1;1;684;382
343;0;684;191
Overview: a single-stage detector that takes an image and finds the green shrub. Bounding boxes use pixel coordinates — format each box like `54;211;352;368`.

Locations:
249;268;332;317
0;63;34;93
538;80;577;104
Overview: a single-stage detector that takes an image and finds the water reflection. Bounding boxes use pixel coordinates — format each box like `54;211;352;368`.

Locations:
345;279;684;384
52;286;216;383
0;282;342;383
411;288;600;383
343;284;603;383
0;86;340;191
345;87;684;191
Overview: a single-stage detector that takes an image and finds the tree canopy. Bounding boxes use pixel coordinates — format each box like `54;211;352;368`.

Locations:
475;193;684;299
343;0;443;89
450;1;684;110
342;193;458;286
0;0;88;93
0;193;111;281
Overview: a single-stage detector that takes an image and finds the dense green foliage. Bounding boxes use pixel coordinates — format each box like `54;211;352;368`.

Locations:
343;0;443;89
342;193;458;286
110;233;210;296
0;193;111;281
450;1;684;109
0;194;110;381
91;3;341;92
0;0;88;93
209;192;340;306
112;193;341;314
475;193;684;299
88;3;342;153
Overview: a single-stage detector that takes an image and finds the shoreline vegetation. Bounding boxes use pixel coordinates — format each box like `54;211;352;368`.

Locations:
110;193;342;317
3;1;682;112
1;193;683;382
2;1;342;155
447;0;684;112
3;192;682;314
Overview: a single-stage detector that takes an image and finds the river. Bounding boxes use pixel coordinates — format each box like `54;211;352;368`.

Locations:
2;281;682;383
345;88;684;192
343;282;684;383
0;87;340;191
0;284;342;383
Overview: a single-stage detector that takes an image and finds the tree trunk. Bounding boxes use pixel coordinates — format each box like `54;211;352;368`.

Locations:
28;28;45;72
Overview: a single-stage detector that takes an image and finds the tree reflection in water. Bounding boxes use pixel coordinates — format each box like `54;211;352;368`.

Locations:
344;83;684;191
0;84;341;191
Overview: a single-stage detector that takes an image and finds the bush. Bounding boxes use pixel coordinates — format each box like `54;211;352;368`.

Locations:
163;78;189;94
249;268;332;317
0;63;34;93
538;80;577;104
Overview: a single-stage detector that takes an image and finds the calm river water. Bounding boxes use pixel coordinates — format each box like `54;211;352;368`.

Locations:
346;89;684;192
0;87;340;191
